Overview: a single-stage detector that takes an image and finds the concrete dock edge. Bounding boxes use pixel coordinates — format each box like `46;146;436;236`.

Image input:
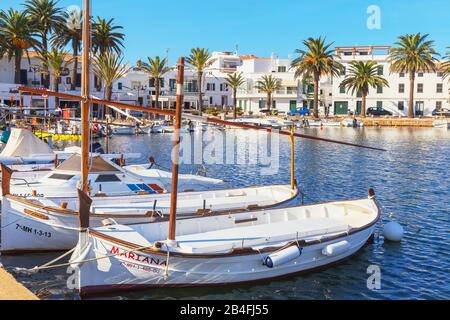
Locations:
0;267;39;300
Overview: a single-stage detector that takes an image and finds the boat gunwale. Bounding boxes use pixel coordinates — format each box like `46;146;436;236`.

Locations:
2;185;299;221
86;196;381;259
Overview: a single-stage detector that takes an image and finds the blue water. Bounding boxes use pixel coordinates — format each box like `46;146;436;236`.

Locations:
1;127;449;300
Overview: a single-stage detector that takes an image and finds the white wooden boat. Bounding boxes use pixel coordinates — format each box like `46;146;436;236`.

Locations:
111;126;136;135
3;154;224;199
0;128;141;165
1;184;299;253
432;119;450;129
70;189;379;297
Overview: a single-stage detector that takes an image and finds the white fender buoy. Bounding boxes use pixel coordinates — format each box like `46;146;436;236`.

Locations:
265;246;302;268
322;240;351;257
383;222;404;242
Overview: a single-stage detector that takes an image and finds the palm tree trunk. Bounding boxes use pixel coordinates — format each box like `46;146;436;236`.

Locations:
408;71;415;118
361;93;367;118
14;53;21;84
70;41;79;91
53;74;59;109
155;79;160;109
267;93;271;115
233;89;237;119
313;72;319;119
197;71;203;116
105;85;112;118
42;34;50;88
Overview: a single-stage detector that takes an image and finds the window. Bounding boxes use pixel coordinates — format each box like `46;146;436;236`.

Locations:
169;79;176;90
278;66;287;73
339;84;346;94
49;174;75;181
209;97;213;104
320;89;323;95
436;101;442;110
377;85;383;94
206;83;215;91
343;52;352;56
437;83;443;93
417;83;423;93
418;72;424;77
399;84;405;93
399;73;405;78
58;77;62;84
376;101;383;108
66;77;71;85
95;175;121;183
437;71;443;77
377;66;384;75
340;66;346;76
118;82;123;90
398;101;405;111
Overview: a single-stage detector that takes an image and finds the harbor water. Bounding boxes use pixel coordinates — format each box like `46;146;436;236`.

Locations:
1;127;449;300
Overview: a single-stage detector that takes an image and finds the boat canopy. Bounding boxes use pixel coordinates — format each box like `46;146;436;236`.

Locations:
57;154;121;173
0;128;52;157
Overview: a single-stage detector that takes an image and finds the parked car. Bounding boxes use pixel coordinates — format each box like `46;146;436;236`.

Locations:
367;107;393;116
432;108;450;117
287;108;310;117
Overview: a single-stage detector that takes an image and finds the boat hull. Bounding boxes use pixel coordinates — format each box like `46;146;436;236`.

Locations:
76;225;375;297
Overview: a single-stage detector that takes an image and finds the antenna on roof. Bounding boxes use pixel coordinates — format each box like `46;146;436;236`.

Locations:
235;44;239;56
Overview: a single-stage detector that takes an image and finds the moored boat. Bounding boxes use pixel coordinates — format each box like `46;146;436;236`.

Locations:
432;119;450;129
70;189;380;297
1;178;299;253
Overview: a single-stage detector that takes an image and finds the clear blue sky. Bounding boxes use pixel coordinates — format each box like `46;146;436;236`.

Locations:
1;0;449;65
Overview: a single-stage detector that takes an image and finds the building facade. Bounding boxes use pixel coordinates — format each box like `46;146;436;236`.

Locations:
332;46;450;116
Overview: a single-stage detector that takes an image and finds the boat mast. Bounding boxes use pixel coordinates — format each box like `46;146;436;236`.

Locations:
168;57;185;242
81;0;91;194
77;0;92;233
290;125;295;190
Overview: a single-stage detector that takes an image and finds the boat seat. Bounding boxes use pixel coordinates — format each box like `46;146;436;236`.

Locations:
176;218;350;254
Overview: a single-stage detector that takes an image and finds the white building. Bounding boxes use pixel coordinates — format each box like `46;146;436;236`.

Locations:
234;54;333;115
332;46;450;116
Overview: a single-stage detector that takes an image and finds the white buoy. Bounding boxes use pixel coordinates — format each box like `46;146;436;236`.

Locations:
383;222;404;242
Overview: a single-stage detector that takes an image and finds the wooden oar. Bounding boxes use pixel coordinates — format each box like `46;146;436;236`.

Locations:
18;86;386;151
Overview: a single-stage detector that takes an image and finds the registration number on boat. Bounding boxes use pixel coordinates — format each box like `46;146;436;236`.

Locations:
16;223;52;238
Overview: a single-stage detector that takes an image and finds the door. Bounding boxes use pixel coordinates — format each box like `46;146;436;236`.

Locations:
356;101;362;115
290;100;297;111
20;69;28;85
415;101;424;116
334;101;349;115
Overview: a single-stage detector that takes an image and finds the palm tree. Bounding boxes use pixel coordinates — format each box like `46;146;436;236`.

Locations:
225;72;245;119
0;9;37;84
93;51;129;119
92;17;124;55
389;33;439;118
340;61;389;118
24;0;64;88
42;47;70;107
52;7;82;90
186;48;215;116
291;37;342;118
255;75;282;114
443;47;450;81
136;56;171;109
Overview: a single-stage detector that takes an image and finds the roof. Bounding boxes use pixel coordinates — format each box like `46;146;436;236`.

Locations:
57;154;121;173
240;55;271;61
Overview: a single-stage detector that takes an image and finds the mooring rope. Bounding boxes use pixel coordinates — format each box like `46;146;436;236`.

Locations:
13;244;158;274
